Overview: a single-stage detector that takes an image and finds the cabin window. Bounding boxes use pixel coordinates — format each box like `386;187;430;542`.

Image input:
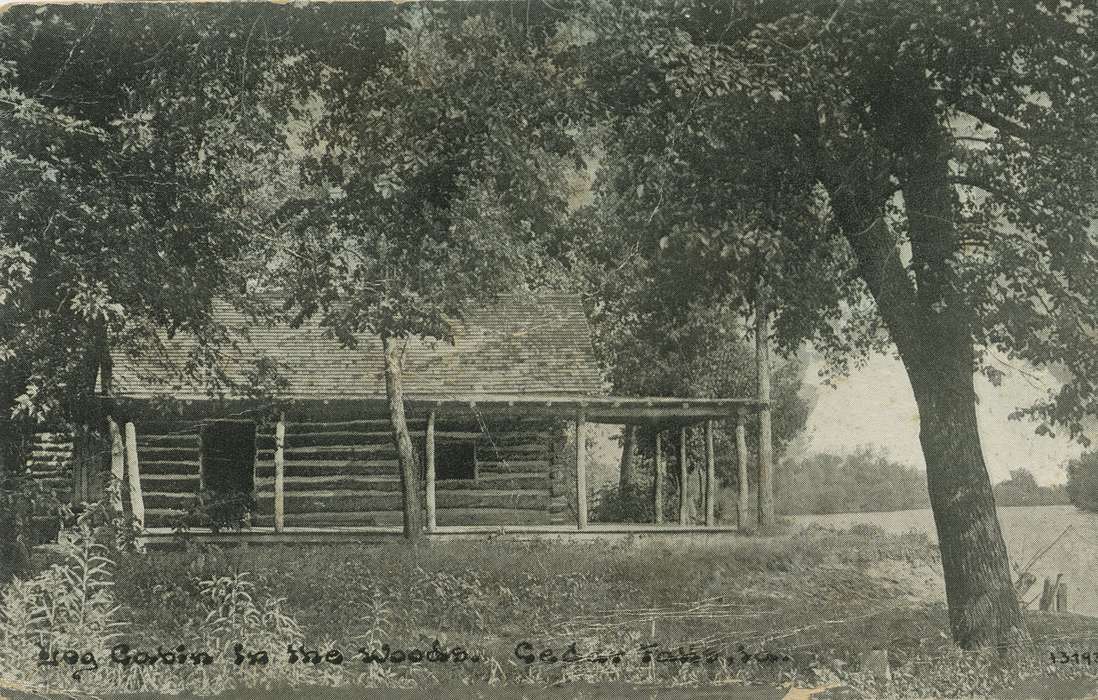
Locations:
435;440;476;481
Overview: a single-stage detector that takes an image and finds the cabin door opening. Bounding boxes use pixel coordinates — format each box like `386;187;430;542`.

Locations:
201;421;256;497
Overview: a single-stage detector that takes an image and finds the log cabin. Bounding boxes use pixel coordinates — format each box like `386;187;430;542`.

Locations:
27;293;763;542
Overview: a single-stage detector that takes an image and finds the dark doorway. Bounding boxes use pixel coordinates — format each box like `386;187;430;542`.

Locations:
202;421;256;495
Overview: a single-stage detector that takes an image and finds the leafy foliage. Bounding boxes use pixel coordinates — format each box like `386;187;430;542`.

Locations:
993;468;1069;508
1065;451;1098;513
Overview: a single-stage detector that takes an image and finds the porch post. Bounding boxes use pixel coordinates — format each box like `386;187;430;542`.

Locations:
678;426;689;525
736;410;750;531
705;419;716;527
274;413;285;533
653;431;665;524
108;417;125;513
756;299;774;529
575;409;588;530
426;410;437;532
124;422;144;529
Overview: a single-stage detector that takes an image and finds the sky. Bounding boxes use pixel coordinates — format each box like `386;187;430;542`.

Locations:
800;352;1086;486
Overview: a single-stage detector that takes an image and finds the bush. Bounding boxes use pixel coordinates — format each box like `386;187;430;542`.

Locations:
175;488;256;534
590;480;678;523
993;468;1070;507
0;472;67;582
1066;451;1098;512
776;448;929;515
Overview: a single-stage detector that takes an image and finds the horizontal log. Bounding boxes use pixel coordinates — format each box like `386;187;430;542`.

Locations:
138;447;201;460
257;432;392;449
139;474;201;492
435;476;551;491
137;435;201;447
255;475;401;492
254;511;402;527
477;460;551;472
255;492;403;514
287;419;417;431
252;507;556;528
257;448;396;462
143;494;198;510
254;490;551;513
437;508;553;526
256;462;398;477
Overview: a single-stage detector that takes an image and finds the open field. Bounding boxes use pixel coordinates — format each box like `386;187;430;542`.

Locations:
799;505;1098;616
6;521;1098;698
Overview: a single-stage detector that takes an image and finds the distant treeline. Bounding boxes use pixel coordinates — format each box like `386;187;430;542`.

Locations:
1066;451;1098;512
776;448;1067;515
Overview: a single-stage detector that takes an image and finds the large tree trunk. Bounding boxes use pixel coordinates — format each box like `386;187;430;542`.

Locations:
822;130;1027;649
382;334;423;541
618;424;635;493
903;341;1028;649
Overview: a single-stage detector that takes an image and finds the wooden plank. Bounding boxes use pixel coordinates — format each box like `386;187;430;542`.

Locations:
109;418;125;512
436;475;550;490
254;490;551;512
136;435;200;447
756;298;774;529
575;410;587;530
274;414;285;533
654;432;665;524
679;426;689;526
124;422;145;530
426;410;437;532
736;410;749;531
705;420;716;527
255;475;401;491
287;419;418;430
256;462;398;477
144;493;199;509
476;460;551;470
139;474;200;492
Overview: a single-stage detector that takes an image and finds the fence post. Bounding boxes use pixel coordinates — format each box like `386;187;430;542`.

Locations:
736;410;749;530
426;410;437;532
679;426;689;525
654;432;665;524
124;422;144;530
108;417;125;513
274;413;285;533
705;420;716;527
575;410;588;530
756;297;774;529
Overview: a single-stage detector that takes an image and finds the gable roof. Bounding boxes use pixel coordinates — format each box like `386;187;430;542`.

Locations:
110;293;604;402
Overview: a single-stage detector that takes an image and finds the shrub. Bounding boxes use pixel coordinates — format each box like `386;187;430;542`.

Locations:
174;488;256;534
590;480;679;523
993;468;1070;507
1066;451;1098;512
0;519;124;693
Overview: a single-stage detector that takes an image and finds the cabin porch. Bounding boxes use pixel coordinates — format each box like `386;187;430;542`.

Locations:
96;393;769;546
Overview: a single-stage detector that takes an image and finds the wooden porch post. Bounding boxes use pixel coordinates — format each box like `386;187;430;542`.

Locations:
426;410;437;532
736;410;750;531
575;410;588;530
124;422;144;529
108;417;125;513
756;299;775;529
653;431;665;524
678;426;689;525
274;413;285;533
705;420;716;527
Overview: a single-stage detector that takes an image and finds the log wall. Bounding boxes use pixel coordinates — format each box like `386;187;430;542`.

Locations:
26;432;75;502
132;424;202;528
253;416;569;527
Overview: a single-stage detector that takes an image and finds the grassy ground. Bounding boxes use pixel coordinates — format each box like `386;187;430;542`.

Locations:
8;523;1098;698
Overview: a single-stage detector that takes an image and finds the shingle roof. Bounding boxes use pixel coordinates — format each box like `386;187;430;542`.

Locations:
111;293;604;401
